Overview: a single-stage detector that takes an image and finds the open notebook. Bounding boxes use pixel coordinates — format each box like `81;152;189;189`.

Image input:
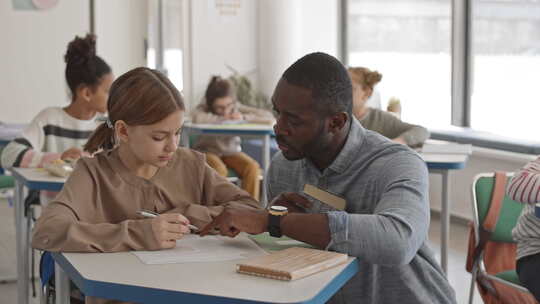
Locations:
236;247;348;281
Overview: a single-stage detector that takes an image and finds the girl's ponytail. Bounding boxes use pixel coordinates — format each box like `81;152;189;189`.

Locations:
84;122;115;153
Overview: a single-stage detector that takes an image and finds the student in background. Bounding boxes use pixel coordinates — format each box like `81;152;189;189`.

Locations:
506;157;540;301
1;34;113;169
191;76;274;200
348;66;429;148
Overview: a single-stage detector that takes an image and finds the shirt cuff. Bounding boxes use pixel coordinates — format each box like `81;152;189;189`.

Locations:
325;211;349;252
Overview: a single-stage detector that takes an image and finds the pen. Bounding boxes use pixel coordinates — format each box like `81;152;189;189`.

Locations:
136;210;199;233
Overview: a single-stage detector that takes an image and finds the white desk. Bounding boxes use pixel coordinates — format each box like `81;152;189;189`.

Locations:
182;122;275;204
52;234;359;304
421;147;470;275
10;168;65;304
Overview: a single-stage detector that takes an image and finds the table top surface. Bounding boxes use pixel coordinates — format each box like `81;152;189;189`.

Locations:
53;234;358;304
183;122;274;134
10;167;66;191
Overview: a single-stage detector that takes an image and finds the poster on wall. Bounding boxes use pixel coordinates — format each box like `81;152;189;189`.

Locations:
208;0;242;23
12;0;58;10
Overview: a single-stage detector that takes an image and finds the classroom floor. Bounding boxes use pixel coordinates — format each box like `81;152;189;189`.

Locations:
0;197;483;304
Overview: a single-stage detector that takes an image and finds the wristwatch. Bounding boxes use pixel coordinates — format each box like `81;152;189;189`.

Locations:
268;205;288;237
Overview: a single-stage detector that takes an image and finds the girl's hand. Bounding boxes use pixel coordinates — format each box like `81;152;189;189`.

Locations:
151;213;191;249
226;111;244;121
61;147;84;160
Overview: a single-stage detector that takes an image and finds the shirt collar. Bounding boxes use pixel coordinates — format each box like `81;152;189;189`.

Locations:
302;118;365;175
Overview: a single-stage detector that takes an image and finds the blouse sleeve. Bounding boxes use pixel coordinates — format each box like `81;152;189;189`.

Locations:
166;162;262;228
31;160;160;253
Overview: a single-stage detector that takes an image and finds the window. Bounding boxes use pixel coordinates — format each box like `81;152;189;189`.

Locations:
347;0;452;128
147;0;184;91
470;0;540;141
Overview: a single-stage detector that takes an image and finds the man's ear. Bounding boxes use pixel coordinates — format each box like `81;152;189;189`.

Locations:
329;112;349;133
115;120;129;143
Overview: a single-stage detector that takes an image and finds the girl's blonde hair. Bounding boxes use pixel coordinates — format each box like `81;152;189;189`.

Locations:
348;67;383;94
84;67;184;153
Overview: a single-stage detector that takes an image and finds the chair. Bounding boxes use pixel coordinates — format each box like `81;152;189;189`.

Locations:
467;172;538;304
0;146;15;193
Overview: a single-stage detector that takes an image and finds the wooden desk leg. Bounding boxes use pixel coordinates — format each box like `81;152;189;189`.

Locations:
55;263;70;304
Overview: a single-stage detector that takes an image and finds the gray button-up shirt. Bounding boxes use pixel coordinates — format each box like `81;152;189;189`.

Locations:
266;119;456;304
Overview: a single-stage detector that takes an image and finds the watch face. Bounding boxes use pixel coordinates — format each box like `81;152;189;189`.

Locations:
270;205;288;212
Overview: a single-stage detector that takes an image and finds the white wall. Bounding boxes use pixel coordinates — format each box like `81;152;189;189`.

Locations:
183;0;339;111
0;1;148;124
299;0;339;57
184;0;258;111
0;1;89;123
258;0;339;98
95;0;148;77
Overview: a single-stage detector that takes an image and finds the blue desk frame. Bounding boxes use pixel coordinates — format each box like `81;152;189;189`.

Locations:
423;153;469;274
10;168;65;304
52;250;359;304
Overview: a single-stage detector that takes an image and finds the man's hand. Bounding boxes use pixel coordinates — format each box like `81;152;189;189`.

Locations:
199;208;267;237
270;192;312;213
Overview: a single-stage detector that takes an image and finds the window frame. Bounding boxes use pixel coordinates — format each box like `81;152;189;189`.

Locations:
340;0;538;154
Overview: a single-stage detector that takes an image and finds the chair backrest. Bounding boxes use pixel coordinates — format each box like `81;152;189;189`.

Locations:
472;173;524;243
468;173;539;304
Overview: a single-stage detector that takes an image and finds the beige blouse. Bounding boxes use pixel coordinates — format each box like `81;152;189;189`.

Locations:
31;147;261;253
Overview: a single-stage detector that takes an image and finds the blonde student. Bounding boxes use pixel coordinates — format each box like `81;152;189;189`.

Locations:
191;76;274;200
348;67;429;148
506;157;540;300
1;34;113;169
32;67;260;256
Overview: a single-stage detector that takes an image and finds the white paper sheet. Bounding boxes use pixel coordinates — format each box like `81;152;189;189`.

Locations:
132;234;267;265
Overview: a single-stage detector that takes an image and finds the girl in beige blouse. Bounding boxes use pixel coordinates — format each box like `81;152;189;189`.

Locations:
32;67;260;254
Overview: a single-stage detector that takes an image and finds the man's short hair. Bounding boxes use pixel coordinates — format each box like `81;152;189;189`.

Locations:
282;52;353;117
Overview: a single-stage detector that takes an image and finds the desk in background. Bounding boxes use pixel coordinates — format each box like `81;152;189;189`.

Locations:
181;122;274;204
10;168;65;304
421;142;471;275
52;233;359;304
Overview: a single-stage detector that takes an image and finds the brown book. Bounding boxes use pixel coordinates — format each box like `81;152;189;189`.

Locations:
236;247;348;281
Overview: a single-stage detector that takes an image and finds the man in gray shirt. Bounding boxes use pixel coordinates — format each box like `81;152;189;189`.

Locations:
201;52;456;303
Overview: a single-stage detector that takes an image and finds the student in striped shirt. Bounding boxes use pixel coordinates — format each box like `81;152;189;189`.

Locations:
1;34;113;170
507;157;540;300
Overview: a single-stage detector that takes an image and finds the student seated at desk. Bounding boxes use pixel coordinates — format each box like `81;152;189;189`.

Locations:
191;76;274;200
201;53;456;304
348;66;429;148
506;157;540;301
1;34;113;206
1;34;113;170
32;67;259;255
